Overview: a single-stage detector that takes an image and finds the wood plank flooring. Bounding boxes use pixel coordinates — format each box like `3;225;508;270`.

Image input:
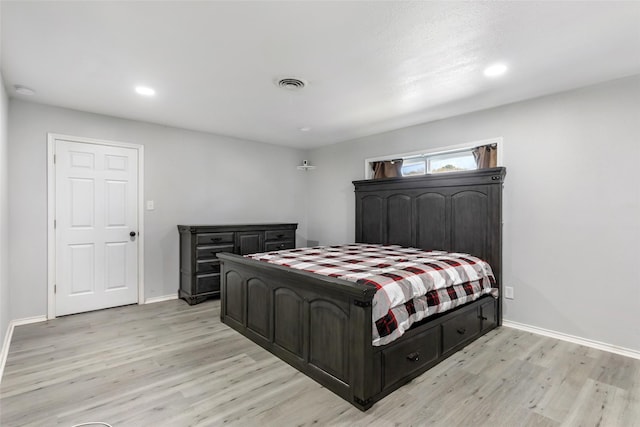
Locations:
1;299;638;426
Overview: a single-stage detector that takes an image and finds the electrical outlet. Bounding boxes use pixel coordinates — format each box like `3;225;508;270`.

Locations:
146;200;155;211
504;286;514;299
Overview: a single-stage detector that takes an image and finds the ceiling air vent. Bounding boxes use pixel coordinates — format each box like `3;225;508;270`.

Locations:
277;78;306;90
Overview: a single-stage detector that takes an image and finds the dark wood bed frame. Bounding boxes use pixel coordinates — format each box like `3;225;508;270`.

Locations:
218;167;506;410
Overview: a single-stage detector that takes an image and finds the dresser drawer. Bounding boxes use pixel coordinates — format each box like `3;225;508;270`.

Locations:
196;244;235;260
265;229;295;241
196;259;220;274
382;327;439;388
196;232;234;245
196;274;220;294
442;308;481;353
264;240;295;252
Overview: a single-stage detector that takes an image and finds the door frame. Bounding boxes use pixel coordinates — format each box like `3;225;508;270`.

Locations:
46;133;145;319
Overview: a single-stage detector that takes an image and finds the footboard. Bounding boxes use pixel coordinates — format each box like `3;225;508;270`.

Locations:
218;252;379;410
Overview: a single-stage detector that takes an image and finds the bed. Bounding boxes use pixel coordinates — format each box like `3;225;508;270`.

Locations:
218;166;506;410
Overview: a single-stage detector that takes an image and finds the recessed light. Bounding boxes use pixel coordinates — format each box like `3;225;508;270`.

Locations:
483;63;508;77
135;86;155;96
299;127;311;132
14;85;36;96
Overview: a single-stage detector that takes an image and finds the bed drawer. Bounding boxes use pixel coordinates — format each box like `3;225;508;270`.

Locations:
264;240;295;252
382;327;439;388
480;298;497;332
196;232;235;245
265;229;295;241
196;244;235;260
442;308;481;353
196;259;220;274
196;274;220;294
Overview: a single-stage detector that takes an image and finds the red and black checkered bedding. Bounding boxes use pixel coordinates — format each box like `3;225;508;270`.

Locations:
246;244;497;346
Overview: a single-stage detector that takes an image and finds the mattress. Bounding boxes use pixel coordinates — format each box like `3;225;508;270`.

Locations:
246;244;497;346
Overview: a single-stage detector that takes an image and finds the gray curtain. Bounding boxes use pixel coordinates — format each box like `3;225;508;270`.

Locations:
472;144;497;169
372;159;403;179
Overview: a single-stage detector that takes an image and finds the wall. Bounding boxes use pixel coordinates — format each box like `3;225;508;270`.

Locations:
5;76;639;354
8;100;308;319
0;75;9;343
307;75;640;352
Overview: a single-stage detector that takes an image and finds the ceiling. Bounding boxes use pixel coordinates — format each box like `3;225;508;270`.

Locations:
2;1;639;149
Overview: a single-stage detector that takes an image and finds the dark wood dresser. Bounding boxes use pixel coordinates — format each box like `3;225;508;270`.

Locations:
177;223;297;305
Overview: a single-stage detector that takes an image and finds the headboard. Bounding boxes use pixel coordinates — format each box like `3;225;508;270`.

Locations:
353;167;506;317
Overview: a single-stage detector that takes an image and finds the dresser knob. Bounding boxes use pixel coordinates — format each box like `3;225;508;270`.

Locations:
457;328;466;335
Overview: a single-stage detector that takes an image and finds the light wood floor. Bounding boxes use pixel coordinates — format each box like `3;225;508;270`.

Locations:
1;299;638;427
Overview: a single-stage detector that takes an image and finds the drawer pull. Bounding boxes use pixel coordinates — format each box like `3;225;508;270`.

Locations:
406;352;420;362
211;237;221;242
479;315;488;320
456;327;466;335
277;234;284;238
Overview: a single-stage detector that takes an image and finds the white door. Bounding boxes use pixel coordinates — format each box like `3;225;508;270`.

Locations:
55;139;139;316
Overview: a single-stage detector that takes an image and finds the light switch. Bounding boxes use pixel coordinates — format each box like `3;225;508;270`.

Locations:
146;200;155;210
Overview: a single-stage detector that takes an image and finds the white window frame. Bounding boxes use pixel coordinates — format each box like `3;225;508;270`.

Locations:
363;137;503;179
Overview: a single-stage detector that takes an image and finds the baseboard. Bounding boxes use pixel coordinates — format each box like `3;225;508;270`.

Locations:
0;315;47;383
503;320;640;360
0;322;14;383
11;315;47;327
144;294;178;304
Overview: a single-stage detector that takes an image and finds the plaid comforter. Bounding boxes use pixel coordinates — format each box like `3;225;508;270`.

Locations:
246;244;497;346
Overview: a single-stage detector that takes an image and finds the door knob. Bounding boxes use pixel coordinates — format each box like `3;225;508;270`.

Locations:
130;231;137;237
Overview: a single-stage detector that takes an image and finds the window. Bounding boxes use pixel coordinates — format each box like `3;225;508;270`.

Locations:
400;157;426;176
427;150;477;174
401;149;477;176
365;138;502;179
